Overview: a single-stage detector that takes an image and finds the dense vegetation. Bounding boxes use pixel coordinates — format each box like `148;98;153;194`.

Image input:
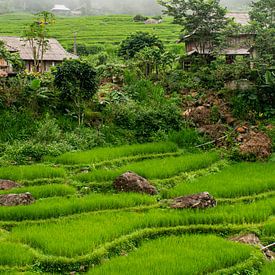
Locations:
0;0;274;273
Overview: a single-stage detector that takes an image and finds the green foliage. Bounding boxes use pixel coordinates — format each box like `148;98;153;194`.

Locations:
249;0;275;65
159;0;229;54
118;32;164;60
104;101;182;142
69;44;105;56
133;46;176;78
54;59;98;124
22;11;55;72
168;128;207;148
133;15;148;22
0;41;23;72
249;0;275;29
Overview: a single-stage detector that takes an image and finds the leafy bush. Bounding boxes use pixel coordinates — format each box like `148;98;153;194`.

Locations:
169;128;207;149
104;100;182;142
118;32;164;60
54;60;98;124
68;44;105;56
133;15;148;22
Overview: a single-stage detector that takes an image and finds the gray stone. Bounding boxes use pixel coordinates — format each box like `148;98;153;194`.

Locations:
114;171;157;195
170;192;216;209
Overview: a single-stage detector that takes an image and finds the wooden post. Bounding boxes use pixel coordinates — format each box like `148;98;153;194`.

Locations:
74;32;77;55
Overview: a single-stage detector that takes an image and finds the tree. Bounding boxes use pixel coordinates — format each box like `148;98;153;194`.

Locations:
249;0;275;65
159;0;229;54
118;32;164;60
134;47;175;78
249;0;275;29
54;59;98;125
23;11;55;73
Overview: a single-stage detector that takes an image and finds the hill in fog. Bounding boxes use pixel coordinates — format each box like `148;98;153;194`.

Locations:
0;0;252;15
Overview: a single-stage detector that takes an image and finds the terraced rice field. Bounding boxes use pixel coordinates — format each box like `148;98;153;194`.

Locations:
0;14;181;49
0;142;274;274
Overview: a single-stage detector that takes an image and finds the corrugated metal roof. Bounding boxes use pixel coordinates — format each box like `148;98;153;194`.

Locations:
0;36;78;61
51;5;71;11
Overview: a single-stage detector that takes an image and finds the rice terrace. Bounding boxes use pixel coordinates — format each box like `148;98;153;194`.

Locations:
0;142;274;274
0;0;274;274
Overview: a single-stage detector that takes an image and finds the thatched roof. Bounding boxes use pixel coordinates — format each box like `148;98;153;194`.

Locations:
226;12;250;25
0;36;77;61
187;47;252;56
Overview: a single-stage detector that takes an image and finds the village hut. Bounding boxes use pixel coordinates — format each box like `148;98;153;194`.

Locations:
0;36;77;74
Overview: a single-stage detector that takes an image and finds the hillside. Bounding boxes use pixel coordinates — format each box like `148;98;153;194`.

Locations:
0;14;181;49
1;0;252;14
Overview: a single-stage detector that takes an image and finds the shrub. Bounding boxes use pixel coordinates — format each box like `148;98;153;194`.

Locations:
133;15;148;22
118;32;164;60
168;128;207;149
54;60;98;125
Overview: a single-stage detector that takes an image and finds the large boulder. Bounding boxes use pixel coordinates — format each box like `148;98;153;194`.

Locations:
114;171;157;195
170;192;216;209
0;179;21;190
0;192;35;206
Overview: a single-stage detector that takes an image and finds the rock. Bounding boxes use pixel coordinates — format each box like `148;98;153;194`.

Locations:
0;180;21;190
239;131;272;160
0;192;35;206
230;233;261;246
230;233;275;260
114;171;157;195
236;126;247;134
170;192;217;209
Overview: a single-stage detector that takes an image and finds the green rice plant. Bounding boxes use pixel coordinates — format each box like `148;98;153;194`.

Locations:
89;235;255;275
19;178;65;187
75;151;219;182
166;162;275;199
51;142;178;165
0;14;181;49
0;165;66;181
9;197;275;257
260;261;275;274
262;219;275;237
0;193;156;221
0;241;35;266
0;184;76;199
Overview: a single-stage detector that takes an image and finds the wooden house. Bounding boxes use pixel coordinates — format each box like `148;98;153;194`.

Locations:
183;12;256;67
0;36;78;74
0;44;18;76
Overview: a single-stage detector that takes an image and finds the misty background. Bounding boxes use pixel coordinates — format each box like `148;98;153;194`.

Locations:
0;0;252;15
